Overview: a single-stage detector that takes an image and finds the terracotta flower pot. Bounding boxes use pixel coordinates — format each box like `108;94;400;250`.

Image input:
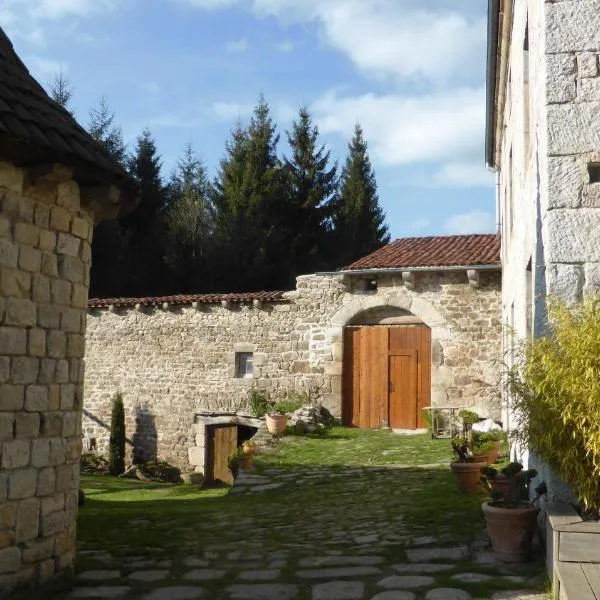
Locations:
238;455;254;471
470;450;494;465
242;443;256;456
450;461;487;494
482;501;538;562
266;413;288;435
488;441;501;464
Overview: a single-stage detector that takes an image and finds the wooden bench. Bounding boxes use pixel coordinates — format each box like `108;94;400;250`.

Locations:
555;561;600;600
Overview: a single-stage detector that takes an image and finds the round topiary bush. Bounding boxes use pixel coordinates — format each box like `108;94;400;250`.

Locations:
507;296;600;518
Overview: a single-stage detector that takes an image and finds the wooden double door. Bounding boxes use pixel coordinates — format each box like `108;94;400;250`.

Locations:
342;325;431;429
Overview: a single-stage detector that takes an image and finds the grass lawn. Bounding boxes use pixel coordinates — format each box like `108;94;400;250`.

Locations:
21;427;547;600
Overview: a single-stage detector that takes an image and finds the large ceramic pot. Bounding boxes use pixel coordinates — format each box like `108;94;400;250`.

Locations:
266;413;288;435
450;461;487;494
482;501;538;562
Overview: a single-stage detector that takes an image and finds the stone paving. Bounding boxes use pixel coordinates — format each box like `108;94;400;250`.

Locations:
61;464;549;600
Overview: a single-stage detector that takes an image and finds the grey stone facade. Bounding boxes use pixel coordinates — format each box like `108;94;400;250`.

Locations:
83;269;502;472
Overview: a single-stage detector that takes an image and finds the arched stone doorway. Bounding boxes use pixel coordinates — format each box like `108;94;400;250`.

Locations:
341;306;432;430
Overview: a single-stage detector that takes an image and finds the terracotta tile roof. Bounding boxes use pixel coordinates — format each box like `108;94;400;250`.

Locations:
344;234;500;270
88;291;288;308
0;26;135;202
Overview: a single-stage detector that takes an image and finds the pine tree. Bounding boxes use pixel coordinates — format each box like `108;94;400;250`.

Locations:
212;98;287;291
88;96;127;165
50;70;74;113
166;143;214;291
109;393;126;476
285;106;337;278
332;123;390;266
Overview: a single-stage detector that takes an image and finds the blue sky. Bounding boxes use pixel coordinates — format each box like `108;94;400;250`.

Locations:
2;0;495;239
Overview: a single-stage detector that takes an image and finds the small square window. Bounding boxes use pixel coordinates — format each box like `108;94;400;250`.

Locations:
235;352;254;378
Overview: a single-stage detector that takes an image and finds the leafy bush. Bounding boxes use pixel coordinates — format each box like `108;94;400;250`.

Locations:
81;453;109;474
137;461;181;483
458;409;480;434
272;400;303;414
249;390;270;417
507;296;600;518
109;392;126;476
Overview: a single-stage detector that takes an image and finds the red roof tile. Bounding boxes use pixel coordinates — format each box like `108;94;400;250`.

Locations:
345;234;500;270
88;291;287;308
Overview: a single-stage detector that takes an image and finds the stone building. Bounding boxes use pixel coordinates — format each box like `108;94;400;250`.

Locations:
486;0;600;501
0;28;134;594
84;234;502;476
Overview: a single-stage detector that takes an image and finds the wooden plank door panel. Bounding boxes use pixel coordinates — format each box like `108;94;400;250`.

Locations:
358;327;389;429
389;351;418;429
209;425;237;485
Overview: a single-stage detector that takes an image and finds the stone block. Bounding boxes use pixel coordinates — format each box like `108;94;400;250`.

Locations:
31;438;51;468
578;76;600;102
41;493;65;517
41;252;58;277
55;360;69;383
546;53;576;103
0;413;13;440
62;412;78;437
71;217;89;240
0;217;8;238
28;328;46;357
39;558;55;582
51;279;71;305
0;162;24;193
32;274;51;303
545;209;600;262
34;203;49;228
65;437;81;463
55;463;78;492
547;102;600;155
18;245;41;273
0;547;21;575
0;358;7;384
61;308;81;333
71;284;88;309
41;510;66;537
547;2;600;53
15;498;39;543
38;304;61;329
50;206;71;232
5;298;36;327
38;230;56;252
8;468;37;500
14;223;39;247
0;501;16;530
0;530;14;550
25;385;48;411
188;446;205;467
324;362;342;376
55;550;74;572
58;255;85;284
56;181;80;211
15;413;40;439
547;156;582;209
2;440;30;469
0;240;18;269
578;52;599;78
37;467;56;496
47;331;67;358
0;385;24;411
39;359;56;385
10;356;40;383
67;334;85;358
57;232;80;257
22;538;54;564
0;327;27;355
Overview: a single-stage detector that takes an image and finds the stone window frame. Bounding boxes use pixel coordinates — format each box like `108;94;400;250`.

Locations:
228;343;265;380
235;351;254;379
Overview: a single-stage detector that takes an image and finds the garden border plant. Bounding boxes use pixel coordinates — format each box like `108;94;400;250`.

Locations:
506;295;600;519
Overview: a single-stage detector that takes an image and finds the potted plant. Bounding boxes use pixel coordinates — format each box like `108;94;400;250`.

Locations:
266;410;288;436
481;462;545;562
241;440;257;456
471;431;500;465
450;436;487;494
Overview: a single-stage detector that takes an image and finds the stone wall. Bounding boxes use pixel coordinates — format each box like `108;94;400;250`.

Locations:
84;269;502;471
0;162;93;593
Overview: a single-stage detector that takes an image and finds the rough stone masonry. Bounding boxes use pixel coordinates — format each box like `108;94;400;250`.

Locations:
84;269;502;472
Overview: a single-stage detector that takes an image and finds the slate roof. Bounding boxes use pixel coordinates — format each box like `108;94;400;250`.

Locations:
344;234;500;270
0;26;135;204
88;291;287;308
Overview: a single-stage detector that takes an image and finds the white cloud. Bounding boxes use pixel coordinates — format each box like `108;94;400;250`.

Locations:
177;0;485;83
410;218;432;231
429;161;495;189
444;210;495;235
226;37;251;53
30;0;117;20
24;55;68;79
277;39;295;52
211;101;255;121
312;87;485;167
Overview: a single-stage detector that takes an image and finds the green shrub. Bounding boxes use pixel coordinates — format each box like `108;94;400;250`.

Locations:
272;400;303;414
109;392;126;476
81;453;109;474
249;390;270;417
137;461;181;483
507;296;600;518
458;409;480;434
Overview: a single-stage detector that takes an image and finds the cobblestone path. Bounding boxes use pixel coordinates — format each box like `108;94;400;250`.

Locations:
65;464;548;600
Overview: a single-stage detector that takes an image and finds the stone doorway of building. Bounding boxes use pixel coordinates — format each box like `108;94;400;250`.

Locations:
342;324;431;429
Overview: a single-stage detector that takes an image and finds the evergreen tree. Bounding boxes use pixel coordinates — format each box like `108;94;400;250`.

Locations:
332;123;390;265
212;98;287;291
166;143;214;291
109;393;126;476
284;106;337;278
50;70;74;113
88;96;127;165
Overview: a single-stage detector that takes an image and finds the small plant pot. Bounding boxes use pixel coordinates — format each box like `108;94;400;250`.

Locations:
238;455;254;471
488;441;501;464
450;461;487;494
470;450;493;465
266;413;288;436
482;501;538;562
241;444;256;456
